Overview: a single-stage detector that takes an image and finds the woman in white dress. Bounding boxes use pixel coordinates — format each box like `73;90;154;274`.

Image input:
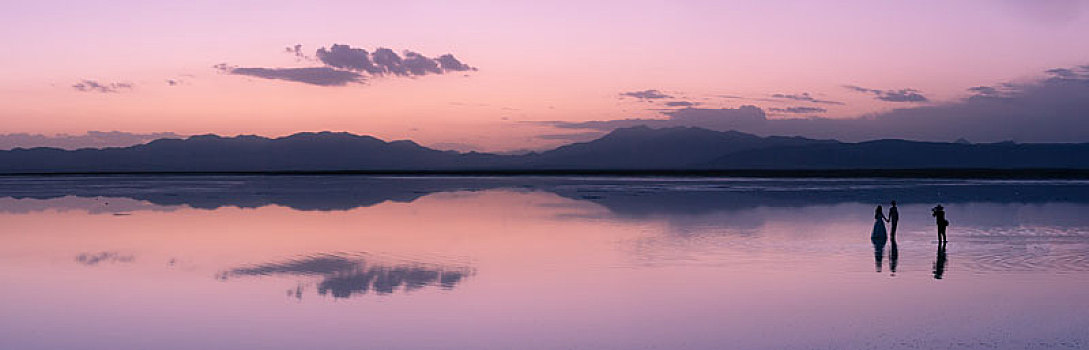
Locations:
872;205;890;272
872;205;889;239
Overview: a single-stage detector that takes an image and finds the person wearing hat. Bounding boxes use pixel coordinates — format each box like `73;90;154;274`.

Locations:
931;204;949;243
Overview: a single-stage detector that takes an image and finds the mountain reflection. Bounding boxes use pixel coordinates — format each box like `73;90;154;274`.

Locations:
4;176;1089;215
11;176;1089;275
218;253;473;298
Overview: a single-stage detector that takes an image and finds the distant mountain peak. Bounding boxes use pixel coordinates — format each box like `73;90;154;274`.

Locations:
531;126;825;169
281;131;378;141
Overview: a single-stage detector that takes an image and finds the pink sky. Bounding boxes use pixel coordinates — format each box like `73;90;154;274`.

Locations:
2;0;1088;151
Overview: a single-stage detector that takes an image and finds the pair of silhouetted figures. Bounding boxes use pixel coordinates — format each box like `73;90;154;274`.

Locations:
871;201;948;279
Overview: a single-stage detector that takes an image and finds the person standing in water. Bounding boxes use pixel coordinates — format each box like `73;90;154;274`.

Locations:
886;201;899;276
873;205;890;238
888;201;899;241
932;204;949;243
872;205;889;272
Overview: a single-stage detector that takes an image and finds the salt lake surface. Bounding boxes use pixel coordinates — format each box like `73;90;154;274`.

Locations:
1;175;1088;349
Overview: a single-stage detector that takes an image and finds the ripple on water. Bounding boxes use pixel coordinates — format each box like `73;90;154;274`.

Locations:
953;226;1089;273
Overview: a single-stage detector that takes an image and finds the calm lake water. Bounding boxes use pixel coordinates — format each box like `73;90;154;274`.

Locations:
1;176;1088;349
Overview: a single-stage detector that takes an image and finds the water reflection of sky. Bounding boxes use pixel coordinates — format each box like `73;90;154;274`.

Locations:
1;176;1088;349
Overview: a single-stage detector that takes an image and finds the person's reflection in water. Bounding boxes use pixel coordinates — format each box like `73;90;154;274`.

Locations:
871;205;889;272
888;211;899;276
933;242;947;279
888;200;899;241
889;240;899;277
872;232;887;272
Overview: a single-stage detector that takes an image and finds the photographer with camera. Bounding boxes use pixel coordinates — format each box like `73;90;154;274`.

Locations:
932;205;949;244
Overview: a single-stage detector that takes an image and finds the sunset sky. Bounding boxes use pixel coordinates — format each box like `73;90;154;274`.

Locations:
3;0;1089;151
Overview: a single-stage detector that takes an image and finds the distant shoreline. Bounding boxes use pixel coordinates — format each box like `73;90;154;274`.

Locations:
2;169;1089;179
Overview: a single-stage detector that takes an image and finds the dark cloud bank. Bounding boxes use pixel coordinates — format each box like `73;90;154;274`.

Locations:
218;44;475;86
548;66;1089;143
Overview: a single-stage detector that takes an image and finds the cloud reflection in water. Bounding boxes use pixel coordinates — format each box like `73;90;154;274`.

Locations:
218;253;473;299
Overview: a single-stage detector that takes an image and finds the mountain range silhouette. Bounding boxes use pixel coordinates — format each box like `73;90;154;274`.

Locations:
2;126;1089;173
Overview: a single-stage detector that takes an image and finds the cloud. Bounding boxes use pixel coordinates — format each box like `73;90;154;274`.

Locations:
664;101;696;107
315;44;475;76
967;85;999;96
371;48;407;75
166;76;191;86
315;44;380;73
0;131;184;150
215;64;365;86
544;65;1089;143
770;92;844;105
545;105;766;131
767;106;827;114
285;44;310;60
845;85;929;102
222;44;476;86
436;54;474;71
621;89;672;99
535;131;606;141
76;252;134;265
72;80;133;93
1046;67;1084;79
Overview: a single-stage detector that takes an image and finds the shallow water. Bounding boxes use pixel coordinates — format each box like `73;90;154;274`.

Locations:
1;176;1088;349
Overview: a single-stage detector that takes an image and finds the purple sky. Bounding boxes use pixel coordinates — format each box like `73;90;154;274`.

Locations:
2;0;1088;150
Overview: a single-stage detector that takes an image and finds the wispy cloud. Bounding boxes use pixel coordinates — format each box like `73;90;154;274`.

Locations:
767;106;827;114
535;131;606;141
214;64;365;86
76;252;134;265
620;89;672;100
72;80;133;93
664;101;696;107
543;105;766;131
284;44;310;60
769;92;843;105
844;85;928;102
